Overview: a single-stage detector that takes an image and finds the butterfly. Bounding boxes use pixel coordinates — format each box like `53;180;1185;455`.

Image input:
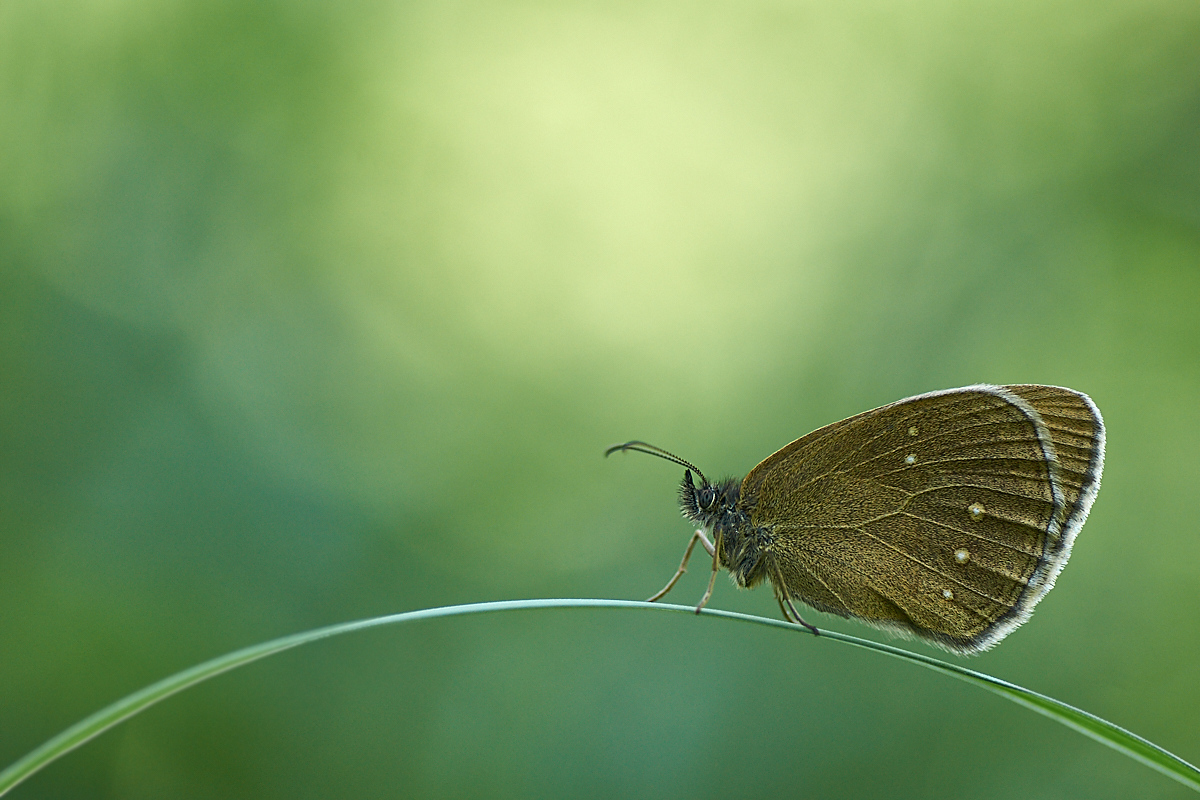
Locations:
607;384;1104;654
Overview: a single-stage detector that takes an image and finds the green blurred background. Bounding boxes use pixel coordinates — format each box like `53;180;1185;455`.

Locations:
2;1;1199;797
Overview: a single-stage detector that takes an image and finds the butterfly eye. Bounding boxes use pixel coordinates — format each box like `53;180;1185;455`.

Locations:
699;486;717;511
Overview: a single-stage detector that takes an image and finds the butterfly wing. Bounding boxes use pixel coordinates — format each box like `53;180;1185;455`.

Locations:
1003;384;1105;551
742;384;1103;654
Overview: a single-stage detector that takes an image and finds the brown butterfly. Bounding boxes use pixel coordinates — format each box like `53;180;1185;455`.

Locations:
607;384;1104;654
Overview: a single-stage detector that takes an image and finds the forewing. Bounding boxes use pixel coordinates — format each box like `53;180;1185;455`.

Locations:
743;385;1070;654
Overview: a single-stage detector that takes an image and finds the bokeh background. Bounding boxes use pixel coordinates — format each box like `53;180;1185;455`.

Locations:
3;1;1199;798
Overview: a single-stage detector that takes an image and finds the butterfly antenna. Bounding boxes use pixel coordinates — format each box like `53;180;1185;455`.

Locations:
604;441;708;485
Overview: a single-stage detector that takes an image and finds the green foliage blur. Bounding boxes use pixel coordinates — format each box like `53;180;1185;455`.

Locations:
2;2;1199;797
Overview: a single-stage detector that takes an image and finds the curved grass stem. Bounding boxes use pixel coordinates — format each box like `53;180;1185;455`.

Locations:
1;599;1196;795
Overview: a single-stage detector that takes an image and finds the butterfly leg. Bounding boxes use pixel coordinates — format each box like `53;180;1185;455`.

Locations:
693;531;722;614
776;588;820;637
647;529;716;602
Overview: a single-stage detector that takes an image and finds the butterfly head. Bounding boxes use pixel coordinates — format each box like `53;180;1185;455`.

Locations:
604;439;761;586
604;440;744;525
678;468;740;527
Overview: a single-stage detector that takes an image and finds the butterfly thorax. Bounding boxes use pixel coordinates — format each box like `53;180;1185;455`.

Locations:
678;471;774;590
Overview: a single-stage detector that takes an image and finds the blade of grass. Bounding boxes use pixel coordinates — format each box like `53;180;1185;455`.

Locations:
1;599;1196;795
